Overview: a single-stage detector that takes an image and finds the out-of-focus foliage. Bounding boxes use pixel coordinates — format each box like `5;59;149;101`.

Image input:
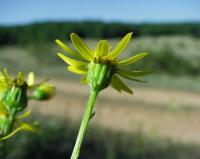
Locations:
1;36;199;77
0;21;200;46
4;116;200;159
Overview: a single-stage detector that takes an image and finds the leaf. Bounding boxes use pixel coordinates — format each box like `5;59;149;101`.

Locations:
0;121;39;141
106;33;132;59
0;127;23;141
110;75;133;94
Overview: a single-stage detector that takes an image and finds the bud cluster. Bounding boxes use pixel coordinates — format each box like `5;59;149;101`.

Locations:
0;69;55;140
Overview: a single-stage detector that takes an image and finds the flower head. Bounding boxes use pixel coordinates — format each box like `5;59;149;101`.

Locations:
0;69;55;111
56;33;150;94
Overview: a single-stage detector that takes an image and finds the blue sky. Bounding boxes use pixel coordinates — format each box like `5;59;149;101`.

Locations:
0;0;199;25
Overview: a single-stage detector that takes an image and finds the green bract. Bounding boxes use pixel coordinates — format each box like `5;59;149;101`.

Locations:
56;33;150;93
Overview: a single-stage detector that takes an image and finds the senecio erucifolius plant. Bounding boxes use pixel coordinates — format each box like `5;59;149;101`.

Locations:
56;32;151;159
0;69;55;152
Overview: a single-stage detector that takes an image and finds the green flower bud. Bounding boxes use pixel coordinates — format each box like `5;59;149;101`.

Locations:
87;59;116;91
0;103;8;135
4;83;28;112
0;87;9;101
32;84;55;101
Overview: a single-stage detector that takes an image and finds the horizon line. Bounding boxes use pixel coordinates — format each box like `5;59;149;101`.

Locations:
0;19;200;27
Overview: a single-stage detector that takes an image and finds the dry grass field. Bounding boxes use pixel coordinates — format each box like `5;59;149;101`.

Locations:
1;36;200;148
30;79;200;144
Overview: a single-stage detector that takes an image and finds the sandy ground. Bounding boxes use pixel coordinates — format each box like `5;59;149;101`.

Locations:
30;79;200;144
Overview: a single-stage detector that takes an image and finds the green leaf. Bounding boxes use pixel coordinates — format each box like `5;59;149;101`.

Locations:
106;33;132;59
70;33;93;61
110;75;133;94
95;40;109;57
118;52;148;65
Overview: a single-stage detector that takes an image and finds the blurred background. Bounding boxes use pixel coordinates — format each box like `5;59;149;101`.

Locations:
1;0;200;158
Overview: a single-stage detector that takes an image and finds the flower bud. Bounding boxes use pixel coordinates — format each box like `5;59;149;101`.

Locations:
87;60;115;91
4;84;28;112
0;103;8;135
32;84;55;100
0;87;9;101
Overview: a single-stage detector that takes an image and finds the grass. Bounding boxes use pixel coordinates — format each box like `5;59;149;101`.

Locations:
4;115;200;159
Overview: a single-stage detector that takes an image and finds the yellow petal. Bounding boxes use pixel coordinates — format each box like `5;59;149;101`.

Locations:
17;109;32;119
67;66;87;75
95;40;109;57
106;33;132;59
19;121;39;132
117;69;153;77
80;76;87;84
3;68;13;85
117;52;149;65
70;33;93;61
57;53;87;67
55;39;82;59
110;75;133;94
27;72;35;86
17;72;24;86
117;72;147;83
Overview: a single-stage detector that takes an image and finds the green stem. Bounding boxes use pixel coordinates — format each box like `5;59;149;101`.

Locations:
70;89;99;159
3;110;15;135
0;141;3;159
0;109;15;159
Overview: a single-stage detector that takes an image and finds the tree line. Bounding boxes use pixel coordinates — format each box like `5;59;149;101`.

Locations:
0;21;200;46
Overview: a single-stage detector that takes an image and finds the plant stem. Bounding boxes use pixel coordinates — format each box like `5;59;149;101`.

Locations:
0;109;15;159
0;141;3;159
3;110;15;136
70;89;98;159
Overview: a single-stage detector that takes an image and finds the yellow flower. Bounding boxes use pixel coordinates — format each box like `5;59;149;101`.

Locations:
56;33;150;94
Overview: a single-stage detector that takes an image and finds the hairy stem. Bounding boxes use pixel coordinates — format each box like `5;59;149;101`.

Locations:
70;89;98;159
